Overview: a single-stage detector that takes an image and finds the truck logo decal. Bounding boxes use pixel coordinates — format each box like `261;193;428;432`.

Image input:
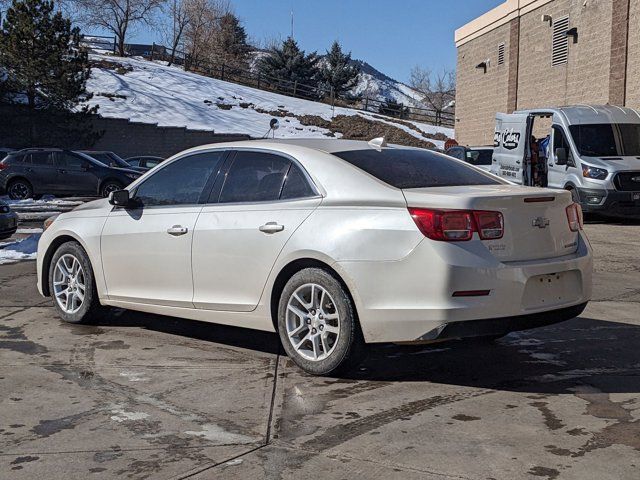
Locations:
501;130;520;150
532;217;550;228
493;131;501;147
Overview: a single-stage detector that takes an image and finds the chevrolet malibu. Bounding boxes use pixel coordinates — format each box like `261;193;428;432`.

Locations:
37;139;593;375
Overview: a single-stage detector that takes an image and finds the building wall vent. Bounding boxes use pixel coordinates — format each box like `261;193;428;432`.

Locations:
552;16;569;66
498;43;505;65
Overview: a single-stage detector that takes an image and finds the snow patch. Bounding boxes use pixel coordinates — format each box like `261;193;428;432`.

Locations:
110;406;150;422
0;234;40;264
184;424;254;445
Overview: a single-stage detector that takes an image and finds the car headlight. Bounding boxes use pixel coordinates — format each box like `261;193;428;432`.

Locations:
0;205;9;213
125;173;140;180
582;165;608;180
44;214;60;231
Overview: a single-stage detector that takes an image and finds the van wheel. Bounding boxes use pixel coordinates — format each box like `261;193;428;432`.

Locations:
7;179;33;200
277;268;365;376
49;241;103;324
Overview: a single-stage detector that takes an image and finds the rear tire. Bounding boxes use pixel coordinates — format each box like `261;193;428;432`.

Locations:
101;180;123;198
7;179;33;200
277;268;365;376
48;241;103;324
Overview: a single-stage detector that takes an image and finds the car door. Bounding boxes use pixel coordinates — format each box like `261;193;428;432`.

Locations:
27;151;59;193
101;150;227;307
548;125;575;189
55;152;100;195
192;150;322;311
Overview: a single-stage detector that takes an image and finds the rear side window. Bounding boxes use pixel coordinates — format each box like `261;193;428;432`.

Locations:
281;163;316;199
30;152;55;166
466;149;493;166
333;148;501;189
135;151;225;206
219;151;290;203
56;152;88;169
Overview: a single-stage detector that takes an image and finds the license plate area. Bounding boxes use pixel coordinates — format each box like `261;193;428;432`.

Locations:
522;271;582;310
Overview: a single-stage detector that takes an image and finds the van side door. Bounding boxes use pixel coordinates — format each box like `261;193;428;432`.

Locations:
493;113;529;184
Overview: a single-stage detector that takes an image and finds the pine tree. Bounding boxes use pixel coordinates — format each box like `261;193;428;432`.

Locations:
0;0;93;111
379;99;408;119
319;41;359;97
257;37;319;89
211;13;250;72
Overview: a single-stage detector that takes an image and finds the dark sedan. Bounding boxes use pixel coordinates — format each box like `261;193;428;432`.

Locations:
78;150;146;173
0;201;18;240
0;148;142;200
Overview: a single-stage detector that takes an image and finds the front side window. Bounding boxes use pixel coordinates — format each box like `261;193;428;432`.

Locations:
219;151;291;203
553;126;575;165
135;151;225;206
57;152;88;170
333;148;502;189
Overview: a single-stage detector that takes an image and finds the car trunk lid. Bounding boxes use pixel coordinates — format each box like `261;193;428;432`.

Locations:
403;185;579;262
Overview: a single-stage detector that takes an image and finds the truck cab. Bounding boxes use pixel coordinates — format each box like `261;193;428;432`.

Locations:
492;105;640;217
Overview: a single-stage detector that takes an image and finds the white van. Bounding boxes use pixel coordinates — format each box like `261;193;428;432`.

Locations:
492;105;640;216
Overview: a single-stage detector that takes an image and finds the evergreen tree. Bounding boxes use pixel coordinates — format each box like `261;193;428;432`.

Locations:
319;40;359;97
257;37;319;88
0;0;93;111
212;13;250;71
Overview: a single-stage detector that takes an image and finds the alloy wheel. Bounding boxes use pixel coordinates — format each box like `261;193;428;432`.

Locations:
285;283;340;361
9;182;30;199
102;183;121;197
53;254;86;314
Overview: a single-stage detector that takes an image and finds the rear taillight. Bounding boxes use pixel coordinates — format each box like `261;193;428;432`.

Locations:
408;208;504;241
566;203;583;232
0;162;8;170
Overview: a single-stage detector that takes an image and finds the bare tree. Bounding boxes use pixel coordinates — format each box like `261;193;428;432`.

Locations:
182;0;227;70
409;66;456;125
74;0;166;56
163;0;190;66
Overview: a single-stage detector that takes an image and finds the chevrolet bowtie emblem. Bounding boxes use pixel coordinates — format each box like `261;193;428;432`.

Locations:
532;217;550;228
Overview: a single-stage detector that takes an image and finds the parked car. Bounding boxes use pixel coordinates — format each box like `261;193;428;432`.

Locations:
37;139;592;375
126;155;164;170
0;200;18;240
446;145;494;172
78;150;146;173
0;148;142;199
492;105;640;216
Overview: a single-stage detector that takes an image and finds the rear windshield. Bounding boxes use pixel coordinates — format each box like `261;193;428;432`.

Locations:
333;148;501;189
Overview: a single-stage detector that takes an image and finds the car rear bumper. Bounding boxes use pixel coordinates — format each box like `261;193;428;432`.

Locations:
336;231;593;343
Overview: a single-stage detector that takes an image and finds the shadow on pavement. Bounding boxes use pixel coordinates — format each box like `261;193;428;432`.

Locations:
74;309;640;395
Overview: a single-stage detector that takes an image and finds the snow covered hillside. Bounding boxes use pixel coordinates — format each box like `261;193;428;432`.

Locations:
349;60;425;106
85;55;453;149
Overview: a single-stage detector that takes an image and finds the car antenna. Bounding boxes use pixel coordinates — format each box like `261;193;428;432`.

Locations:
368;136;387;151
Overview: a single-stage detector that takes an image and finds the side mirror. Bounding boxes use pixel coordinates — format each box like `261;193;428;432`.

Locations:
108;189;131;207
555;147;567;166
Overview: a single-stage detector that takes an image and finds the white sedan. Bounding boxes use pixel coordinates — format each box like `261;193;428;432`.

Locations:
37;139;592;375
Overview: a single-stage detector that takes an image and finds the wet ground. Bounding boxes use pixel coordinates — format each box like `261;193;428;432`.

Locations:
0;220;638;479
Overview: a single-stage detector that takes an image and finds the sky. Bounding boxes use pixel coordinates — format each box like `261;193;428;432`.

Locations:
135;0;503;84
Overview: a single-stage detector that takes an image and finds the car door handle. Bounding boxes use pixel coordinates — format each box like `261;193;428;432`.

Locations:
58;169;67;174
259;222;284;234
167;225;188;236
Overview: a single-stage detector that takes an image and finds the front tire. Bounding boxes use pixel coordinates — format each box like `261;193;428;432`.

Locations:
49;241;102;324
277;268;365;376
